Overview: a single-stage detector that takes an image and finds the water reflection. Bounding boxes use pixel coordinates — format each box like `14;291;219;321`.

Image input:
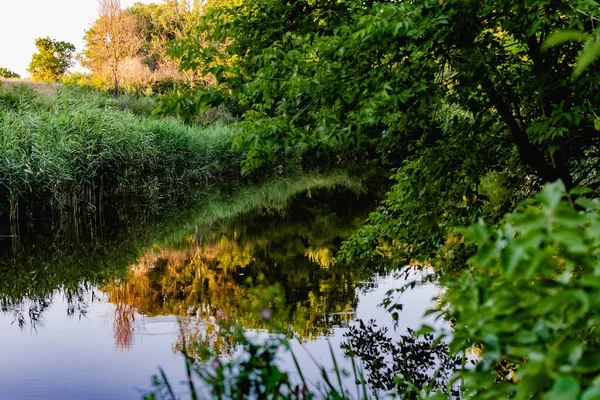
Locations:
102;190;371;354
0;187;373;343
1;187;449;399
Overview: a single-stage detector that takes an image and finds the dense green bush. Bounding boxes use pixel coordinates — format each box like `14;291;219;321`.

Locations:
427;181;600;399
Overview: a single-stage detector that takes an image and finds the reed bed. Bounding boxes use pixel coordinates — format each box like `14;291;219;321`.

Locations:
0;84;243;233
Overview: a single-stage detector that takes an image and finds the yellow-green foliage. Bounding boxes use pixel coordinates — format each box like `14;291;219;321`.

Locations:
479;170;509;212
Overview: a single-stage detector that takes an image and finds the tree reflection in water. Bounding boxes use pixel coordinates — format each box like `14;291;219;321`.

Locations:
0;186;462;396
0;187;378;363
1;283;98;332
103;189;373;355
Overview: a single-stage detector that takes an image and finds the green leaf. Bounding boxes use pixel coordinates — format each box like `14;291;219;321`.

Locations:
582;387;600;400
460;220;490;245
545;375;580;400
576;198;600;210
574;41;600;78
570;186;593;195
542;30;590;50
501;242;525;275
471;242;497;266
537;180;566;210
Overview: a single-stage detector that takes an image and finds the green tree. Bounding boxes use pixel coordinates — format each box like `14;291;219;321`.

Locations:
163;0;600;263
177;0;600;179
129;0;208;91
129;1;204;69
82;0;216;94
0;68;20;79
27;37;75;82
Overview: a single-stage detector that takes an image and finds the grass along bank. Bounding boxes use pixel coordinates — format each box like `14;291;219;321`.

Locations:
0;84;251;234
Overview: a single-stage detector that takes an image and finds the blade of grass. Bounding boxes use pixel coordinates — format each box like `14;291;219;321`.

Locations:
290;348;308;391
329;340;346;397
183;351;199;400
158;367;177;400
346;342;363;400
300;342;343;398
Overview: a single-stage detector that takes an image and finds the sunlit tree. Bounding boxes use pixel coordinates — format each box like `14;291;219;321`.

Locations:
27;37;75;82
82;0;144;94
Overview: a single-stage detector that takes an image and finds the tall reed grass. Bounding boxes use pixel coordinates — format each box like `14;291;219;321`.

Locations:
0;84;244;233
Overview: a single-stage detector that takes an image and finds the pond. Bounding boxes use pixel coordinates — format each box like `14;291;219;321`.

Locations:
0;185;443;399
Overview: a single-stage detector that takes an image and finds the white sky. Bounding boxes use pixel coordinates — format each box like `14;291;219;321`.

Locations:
0;0;158;77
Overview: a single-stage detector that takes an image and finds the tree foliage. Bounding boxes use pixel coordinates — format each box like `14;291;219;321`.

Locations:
160;0;600;264
82;0;144;94
129;0;204;77
404;181;600;399
82;0;228;94
27;37;75;82
165;0;598;177
0;68;20;79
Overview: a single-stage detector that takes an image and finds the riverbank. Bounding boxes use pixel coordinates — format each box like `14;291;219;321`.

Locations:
0;84;239;231
0;84;353;236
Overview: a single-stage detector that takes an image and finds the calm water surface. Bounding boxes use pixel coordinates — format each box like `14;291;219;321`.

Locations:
0;189;441;399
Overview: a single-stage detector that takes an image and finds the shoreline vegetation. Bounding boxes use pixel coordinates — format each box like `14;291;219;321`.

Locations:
0;82;358;239
0;82;239;236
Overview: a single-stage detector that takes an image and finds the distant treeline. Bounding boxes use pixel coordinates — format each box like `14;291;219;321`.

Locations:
0;68;20;79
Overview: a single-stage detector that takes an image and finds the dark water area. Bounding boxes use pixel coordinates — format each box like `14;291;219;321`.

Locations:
0;187;441;399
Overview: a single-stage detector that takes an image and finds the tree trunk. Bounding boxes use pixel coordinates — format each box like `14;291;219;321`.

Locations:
112;64;119;97
481;76;574;189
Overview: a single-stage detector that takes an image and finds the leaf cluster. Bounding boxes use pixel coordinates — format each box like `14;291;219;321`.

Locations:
426;181;600;398
0;68;20;79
